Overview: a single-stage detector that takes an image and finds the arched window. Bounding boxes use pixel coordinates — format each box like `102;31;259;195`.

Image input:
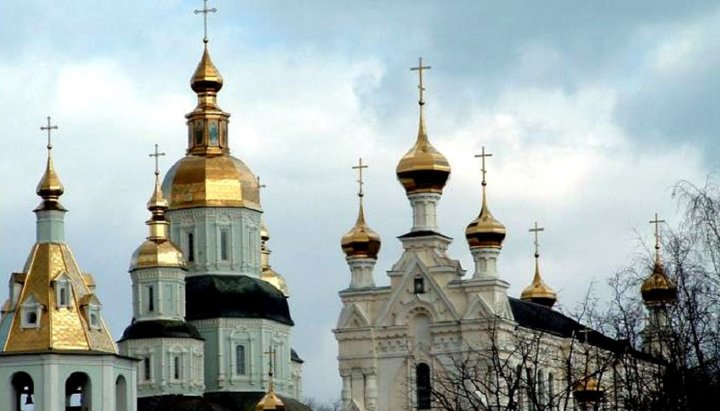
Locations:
548;372;555;411
115;375;127;411
65;372;91;411
11;372;34;411
416;363;431;409
54;273;72;309
173;355;181;380
143;357;152;381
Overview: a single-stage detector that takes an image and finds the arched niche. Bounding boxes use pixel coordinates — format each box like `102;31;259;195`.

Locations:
115;375;127;411
11;372;34;411
65;372;91;411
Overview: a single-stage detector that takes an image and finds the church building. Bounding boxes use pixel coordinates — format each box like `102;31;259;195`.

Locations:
334;60;673;411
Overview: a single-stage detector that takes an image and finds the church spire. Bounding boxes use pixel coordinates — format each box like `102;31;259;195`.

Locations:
641;213;677;305
521;222;557;307
186;0;230;156
36;116;65;212
341;158;381;260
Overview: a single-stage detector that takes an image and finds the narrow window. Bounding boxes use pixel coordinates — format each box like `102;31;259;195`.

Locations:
220;229;229;261
236;345;246;375
188;232;195;263
59;287;67;306
148;286;154;312
414;278;425;294
174;356;181;380
143;357;151;381
90;312;99;328
416;363;431;409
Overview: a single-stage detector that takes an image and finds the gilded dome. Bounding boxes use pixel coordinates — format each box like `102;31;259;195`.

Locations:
130;240;185;271
261;268;289;297
465;192;506;249
641;261;677;304
162;154;261;210
573;376;604;404
256;389;285;411
191;44;224;94
341;204;381;259
521;259;557;308
396;111;450;195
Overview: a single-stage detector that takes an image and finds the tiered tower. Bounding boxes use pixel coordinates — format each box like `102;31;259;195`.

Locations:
0;118;137;411
118;145;205;400
159;5;302;405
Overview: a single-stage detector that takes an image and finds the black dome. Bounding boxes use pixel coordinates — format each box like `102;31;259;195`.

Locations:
186;275;294;325
118;319;203;342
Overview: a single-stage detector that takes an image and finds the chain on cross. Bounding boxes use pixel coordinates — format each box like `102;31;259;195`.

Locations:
529;221;545;258
410;57;431;105
40;116;58;154
352;157;368;197
474;146;493;186
149;144;166;177
194;0;217;43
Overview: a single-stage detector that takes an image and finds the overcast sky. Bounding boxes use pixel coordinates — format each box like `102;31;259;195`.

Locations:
1;0;718;403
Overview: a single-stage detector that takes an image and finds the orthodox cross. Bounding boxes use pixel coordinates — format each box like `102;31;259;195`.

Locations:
40;116;58;153
257;176;267;202
410;57;431;104
474;146;493;186
194;0;217;43
577;327;591;344
149;144;166;177
650;212;666;255
264;346;277;379
529;222;545;257
352;157;368;197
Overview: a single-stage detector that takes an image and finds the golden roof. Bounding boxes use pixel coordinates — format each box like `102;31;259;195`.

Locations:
341;203;381;259
3;243;116;353
465;186;506;249
575;375;602;393
396;103;450;195
131;174;186;270
163;154;260;210
36;156;64;200
520;257;557;308
641;261;677;304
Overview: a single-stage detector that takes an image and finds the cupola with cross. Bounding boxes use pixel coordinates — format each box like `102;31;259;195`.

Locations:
396;58;451;233
341;158;381;289
520;222;558;308
465;146;507;279
641;213;677;305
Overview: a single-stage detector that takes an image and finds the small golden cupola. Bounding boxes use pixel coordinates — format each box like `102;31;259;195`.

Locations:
256;348;286;410
465;146;506;249
521;222;557;308
162;36;260;211
396;58;451;196
130;145;186;271
341;158;381;260
641;214;677;304
260;220;290;296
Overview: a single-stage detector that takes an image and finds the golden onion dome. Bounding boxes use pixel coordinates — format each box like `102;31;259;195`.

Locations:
37;156;64;201
465;185;506;249
520;257;557;308
641;261;677;304
162;154;261;210
191;43;224;94
130;174;186;271
341;203;381;259
256;389;285;411
261;268;290;297
396;111;451;195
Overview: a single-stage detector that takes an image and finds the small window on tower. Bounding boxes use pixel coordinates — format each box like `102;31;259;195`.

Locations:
147;286;154;313
20;295;42;329
54;274;71;309
236;345;246;375
220;229;230;261
194;120;204;146
187;232;195;263
143;357;152;381
174;356;181;380
414;278;425;294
